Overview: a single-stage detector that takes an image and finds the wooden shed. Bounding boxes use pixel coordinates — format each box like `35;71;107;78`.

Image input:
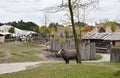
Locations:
82;32;120;52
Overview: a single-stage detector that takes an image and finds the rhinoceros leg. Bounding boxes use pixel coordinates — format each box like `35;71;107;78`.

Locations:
64;58;69;64
75;57;78;63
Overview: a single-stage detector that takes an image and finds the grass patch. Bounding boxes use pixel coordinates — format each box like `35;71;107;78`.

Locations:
0;51;5;58
96;54;102;60
0;62;120;78
0;42;43;63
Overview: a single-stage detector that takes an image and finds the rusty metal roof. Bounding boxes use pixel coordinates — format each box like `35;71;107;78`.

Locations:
82;32;120;41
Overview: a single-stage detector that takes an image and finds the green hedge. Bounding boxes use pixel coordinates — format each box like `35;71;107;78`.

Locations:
5;38;15;42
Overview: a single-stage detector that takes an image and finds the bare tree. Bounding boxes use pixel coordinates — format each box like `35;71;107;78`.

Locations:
40;0;99;63
57;0;99;27
73;0;99;23
68;0;81;63
44;13;50;26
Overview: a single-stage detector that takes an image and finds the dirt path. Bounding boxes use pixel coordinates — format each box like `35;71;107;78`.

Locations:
0;48;110;75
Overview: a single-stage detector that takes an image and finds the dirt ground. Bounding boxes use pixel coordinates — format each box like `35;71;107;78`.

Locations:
39;48;63;61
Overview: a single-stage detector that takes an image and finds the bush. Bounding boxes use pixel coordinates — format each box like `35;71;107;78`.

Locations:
5;38;15;42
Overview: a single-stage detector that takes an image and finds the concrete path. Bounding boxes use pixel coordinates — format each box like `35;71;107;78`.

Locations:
96;53;110;62
0;53;110;75
85;53;110;62
0;61;53;75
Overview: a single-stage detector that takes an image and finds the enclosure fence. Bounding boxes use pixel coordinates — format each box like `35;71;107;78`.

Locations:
50;39;96;60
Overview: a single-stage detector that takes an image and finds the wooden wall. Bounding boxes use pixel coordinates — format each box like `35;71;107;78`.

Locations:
111;48;120;62
50;40;96;60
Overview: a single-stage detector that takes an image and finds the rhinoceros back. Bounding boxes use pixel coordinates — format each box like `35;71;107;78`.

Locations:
62;49;77;59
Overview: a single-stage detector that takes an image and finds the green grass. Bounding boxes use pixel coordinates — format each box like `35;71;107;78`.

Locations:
0;51;5;58
0;42;43;63
0;62;120;78
96;54;102;60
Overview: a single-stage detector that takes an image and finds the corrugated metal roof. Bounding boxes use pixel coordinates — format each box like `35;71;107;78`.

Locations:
104;32;120;40
82;32;120;41
0;25;37;36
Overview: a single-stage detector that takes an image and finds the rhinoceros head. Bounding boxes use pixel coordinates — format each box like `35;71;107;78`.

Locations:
55;49;64;57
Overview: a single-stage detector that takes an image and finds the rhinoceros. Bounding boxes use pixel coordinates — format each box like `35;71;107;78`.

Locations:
55;49;79;64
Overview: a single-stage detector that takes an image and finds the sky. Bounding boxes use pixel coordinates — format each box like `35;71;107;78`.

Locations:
0;0;120;26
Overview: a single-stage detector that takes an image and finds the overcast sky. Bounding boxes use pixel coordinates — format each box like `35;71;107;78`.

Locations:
0;0;120;26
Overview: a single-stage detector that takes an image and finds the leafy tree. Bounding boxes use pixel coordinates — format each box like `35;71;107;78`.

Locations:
102;20;118;32
48;22;57;35
38;26;50;38
75;22;87;27
5;20;39;32
9;27;15;33
7;21;17;27
65;28;73;38
0;23;4;26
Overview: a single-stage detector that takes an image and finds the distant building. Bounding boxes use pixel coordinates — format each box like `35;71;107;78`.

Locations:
82;32;120;52
0;27;8;33
0;24;37;42
83;23;120;46
82;22;120;52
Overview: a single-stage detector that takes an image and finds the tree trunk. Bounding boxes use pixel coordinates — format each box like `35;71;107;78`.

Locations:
68;0;81;63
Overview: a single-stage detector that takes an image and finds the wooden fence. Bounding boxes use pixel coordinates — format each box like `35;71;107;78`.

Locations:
110;48;120;62
28;37;49;44
96;45;111;53
50;40;96;60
